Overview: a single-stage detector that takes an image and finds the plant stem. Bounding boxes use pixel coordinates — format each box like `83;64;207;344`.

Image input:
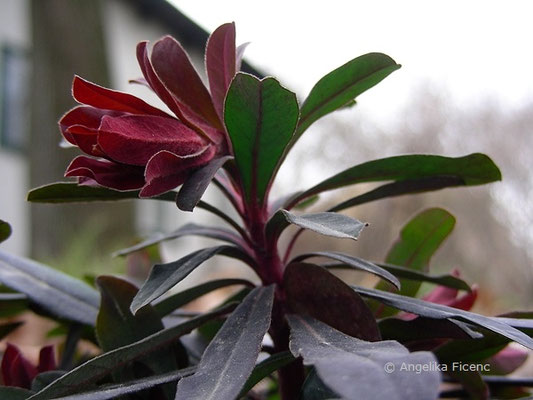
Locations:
270;296;305;400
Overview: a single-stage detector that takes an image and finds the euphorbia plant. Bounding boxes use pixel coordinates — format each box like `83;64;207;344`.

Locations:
1;22;533;400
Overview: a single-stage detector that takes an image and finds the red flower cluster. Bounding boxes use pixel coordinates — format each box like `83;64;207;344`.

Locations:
60;23;240;197
1;343;56;389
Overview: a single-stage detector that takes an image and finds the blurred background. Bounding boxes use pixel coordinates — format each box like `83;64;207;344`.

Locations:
0;0;532;315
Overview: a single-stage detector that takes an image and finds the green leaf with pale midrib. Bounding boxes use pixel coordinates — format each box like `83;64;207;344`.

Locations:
225;73;299;206
27;303;235;400
378;208;456;302
285;153;501;209
296;52;401;138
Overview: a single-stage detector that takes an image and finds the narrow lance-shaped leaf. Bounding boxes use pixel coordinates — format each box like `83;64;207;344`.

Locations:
175;286;275;400
295;52;400;139
27;303;235;400
285;153;502;209
238;352;295;397
288;315;441;400
0;387;34;400
177;156;232;212
205;22;236;120
377;208;456;303
50;368;195;400
225;73;299;206
0;250;99;326
131;245;253;314
0;219;12;243
112;223;246;257
27;182;176;203
267;209;367;242
293;252;400;289
354;286;533;350
153;278;254;317
95;276;181;397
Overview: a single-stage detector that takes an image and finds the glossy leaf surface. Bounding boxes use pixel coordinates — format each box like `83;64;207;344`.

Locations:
380;208;456;299
286;153;501;209
225;73;299;205
288;315;441;400
175;286;275;399
0;250;99;326
295;53;400;138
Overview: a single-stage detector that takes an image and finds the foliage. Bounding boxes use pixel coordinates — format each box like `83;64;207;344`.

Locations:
1;22;531;400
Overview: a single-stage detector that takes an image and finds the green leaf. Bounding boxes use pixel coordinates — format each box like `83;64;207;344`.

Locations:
177;156;233;212
131;245;253;314
378;208;456;300
44;368;195;400
153;278;254;317
95;276;181;396
31;371;66;393
300;369;340;400
288;315;441;400
0;219;12;243
376;262;471;291
354;286;533;349
27;182;176;203
0;250;99;326
285;263;380;340
285;153;502;209
238;351;295;397
293;252;400;289
295;53;399;138
27;303;235;399
112;223;246;257
175;286;275;399
267;209;367;242
0;292;28;318
0;387;34;399
225;73;299;205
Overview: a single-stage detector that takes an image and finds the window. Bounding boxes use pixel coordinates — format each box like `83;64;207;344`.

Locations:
0;45;29;152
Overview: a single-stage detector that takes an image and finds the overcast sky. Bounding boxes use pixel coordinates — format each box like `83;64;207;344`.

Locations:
172;0;533;119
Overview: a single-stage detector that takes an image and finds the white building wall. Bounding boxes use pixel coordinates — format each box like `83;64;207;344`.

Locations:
0;0;31;256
